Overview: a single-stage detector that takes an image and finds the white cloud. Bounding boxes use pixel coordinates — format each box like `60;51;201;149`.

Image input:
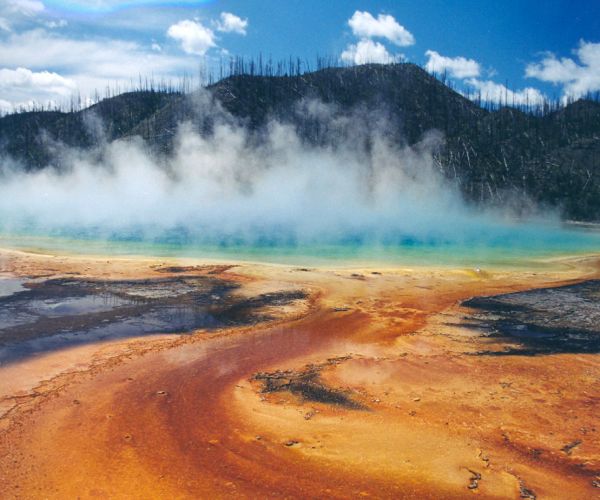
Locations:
0;67;75;113
0;17;11;32
424;50;480;79
151;42;162;52
7;0;45;16
0;67;75;94
526;40;600;100
45;19;68;29
348;11;414;47
215;12;247;35
167;19;216;56
422;49;546;107
0;29;193;109
0;29;190;78
341;39;397;65
25;0;202;13
0;99;14;114
465;78;545;106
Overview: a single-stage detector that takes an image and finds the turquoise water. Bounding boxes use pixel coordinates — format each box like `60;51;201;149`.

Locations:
2;221;600;268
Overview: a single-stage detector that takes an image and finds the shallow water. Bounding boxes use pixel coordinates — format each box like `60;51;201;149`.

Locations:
28;295;131;317
0;276;305;364
0;305;221;364
0;277;26;298
2;220;600;267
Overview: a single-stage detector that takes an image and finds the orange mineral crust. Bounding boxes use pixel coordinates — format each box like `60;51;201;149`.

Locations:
0;249;599;499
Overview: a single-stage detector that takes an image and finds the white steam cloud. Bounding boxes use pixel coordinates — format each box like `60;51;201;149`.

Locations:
0;92;562;250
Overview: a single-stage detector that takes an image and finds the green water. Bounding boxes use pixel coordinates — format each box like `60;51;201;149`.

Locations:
2;221;600;268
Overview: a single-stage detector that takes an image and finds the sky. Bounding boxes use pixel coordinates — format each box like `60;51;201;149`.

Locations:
1;0;599;113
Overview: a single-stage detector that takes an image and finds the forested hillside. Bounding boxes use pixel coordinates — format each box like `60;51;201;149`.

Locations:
1;63;599;220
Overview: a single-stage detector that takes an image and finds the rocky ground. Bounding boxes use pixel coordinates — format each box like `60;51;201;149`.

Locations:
0;248;598;498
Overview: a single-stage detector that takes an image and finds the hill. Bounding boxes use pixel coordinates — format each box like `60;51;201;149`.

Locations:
1;63;599;220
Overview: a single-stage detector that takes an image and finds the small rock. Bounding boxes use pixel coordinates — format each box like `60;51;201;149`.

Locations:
284;440;299;447
561;439;582;455
519;481;536;499
467;469;481;490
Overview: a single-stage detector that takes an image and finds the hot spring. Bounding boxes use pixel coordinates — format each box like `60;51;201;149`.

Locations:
1;102;599;267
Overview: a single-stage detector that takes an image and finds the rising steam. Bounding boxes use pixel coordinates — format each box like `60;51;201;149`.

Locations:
0;91;571;250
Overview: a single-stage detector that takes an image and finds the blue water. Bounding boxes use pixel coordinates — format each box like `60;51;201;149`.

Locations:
1;220;600;268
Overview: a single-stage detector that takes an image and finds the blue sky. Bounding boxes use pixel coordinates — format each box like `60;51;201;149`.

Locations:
1;0;599;112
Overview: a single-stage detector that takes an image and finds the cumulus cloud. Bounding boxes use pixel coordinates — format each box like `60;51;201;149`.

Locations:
215;12;248;35
341;39;397;65
0;67;75;95
7;0;45;16
424;50;480;79
45;19;68;29
0;8;246;111
0;67;76;113
465;78;545;106
0;99;15;114
525;40;600;100
30;0;202;13
423;49;546;106
0;29;192;109
348;10;414;47
0;29;190;79
167;19;216;56
341;11;412;66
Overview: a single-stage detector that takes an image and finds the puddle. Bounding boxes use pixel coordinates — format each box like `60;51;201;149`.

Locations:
0;277;25;298
0;277;306;364
28;295;132;317
0;310;37;329
0;306;221;363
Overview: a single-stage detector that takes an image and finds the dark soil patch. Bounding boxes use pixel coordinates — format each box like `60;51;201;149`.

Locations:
463;280;600;355
253;356;365;410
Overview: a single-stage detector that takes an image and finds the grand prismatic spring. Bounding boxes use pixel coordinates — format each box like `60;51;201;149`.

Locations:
1;2;600;499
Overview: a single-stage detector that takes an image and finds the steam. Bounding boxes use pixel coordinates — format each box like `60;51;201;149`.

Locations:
0;92;570;250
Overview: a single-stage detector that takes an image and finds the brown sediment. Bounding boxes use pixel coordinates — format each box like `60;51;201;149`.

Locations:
0;249;599;498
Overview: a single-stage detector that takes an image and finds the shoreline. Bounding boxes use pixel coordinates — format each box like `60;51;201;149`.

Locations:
0;248;599;498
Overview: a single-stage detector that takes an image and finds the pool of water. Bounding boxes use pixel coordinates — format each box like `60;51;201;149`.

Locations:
0;277;26;298
1;220;600;268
